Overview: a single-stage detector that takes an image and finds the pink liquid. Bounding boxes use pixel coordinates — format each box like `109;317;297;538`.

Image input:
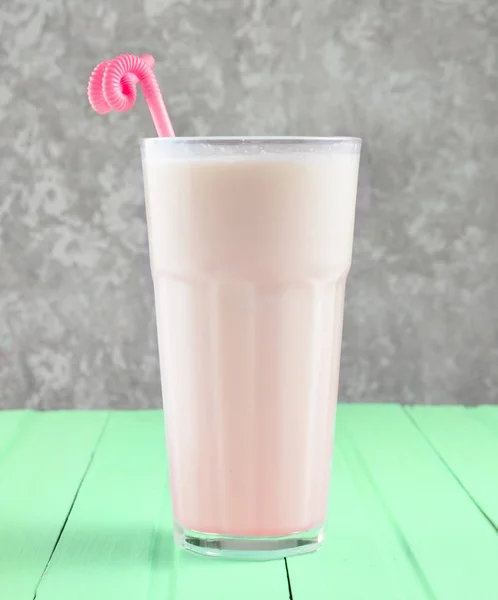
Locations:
143;148;360;537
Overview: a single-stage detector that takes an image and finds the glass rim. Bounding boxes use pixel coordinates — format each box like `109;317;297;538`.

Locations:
141;135;361;146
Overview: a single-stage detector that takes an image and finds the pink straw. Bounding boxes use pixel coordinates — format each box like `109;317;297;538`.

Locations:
87;54;175;137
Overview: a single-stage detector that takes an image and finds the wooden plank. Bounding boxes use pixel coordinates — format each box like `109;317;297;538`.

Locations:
287;409;432;600
325;405;498;600
0;411;33;456
407;406;498;529
472;405;498;431
0;411;109;600
36;411;289;600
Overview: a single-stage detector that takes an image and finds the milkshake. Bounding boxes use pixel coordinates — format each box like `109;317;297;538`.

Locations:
141;137;361;559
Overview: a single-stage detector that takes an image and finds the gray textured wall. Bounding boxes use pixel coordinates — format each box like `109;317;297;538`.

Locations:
1;0;497;408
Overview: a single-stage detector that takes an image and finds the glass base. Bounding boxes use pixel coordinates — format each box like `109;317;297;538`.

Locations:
174;522;325;560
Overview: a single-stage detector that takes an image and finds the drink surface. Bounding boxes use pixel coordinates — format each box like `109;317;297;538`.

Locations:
143;150;360;536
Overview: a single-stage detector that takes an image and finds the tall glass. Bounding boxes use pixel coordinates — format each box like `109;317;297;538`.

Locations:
141;137;361;559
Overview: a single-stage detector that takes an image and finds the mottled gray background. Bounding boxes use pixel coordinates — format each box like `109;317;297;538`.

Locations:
1;0;497;408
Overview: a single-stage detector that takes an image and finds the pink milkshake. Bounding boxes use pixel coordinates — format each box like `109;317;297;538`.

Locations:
141;137;361;559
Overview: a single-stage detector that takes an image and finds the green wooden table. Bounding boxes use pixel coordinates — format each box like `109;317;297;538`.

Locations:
1;405;497;599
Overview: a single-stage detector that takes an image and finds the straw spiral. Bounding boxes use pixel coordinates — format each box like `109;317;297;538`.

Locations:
87;54;156;114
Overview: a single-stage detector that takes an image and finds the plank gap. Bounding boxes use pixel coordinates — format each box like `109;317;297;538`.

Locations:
284;558;294;600
31;413;112;600
345;436;438;600
402;407;498;534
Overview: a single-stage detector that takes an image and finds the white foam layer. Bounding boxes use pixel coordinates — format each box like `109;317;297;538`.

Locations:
141;137;361;163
